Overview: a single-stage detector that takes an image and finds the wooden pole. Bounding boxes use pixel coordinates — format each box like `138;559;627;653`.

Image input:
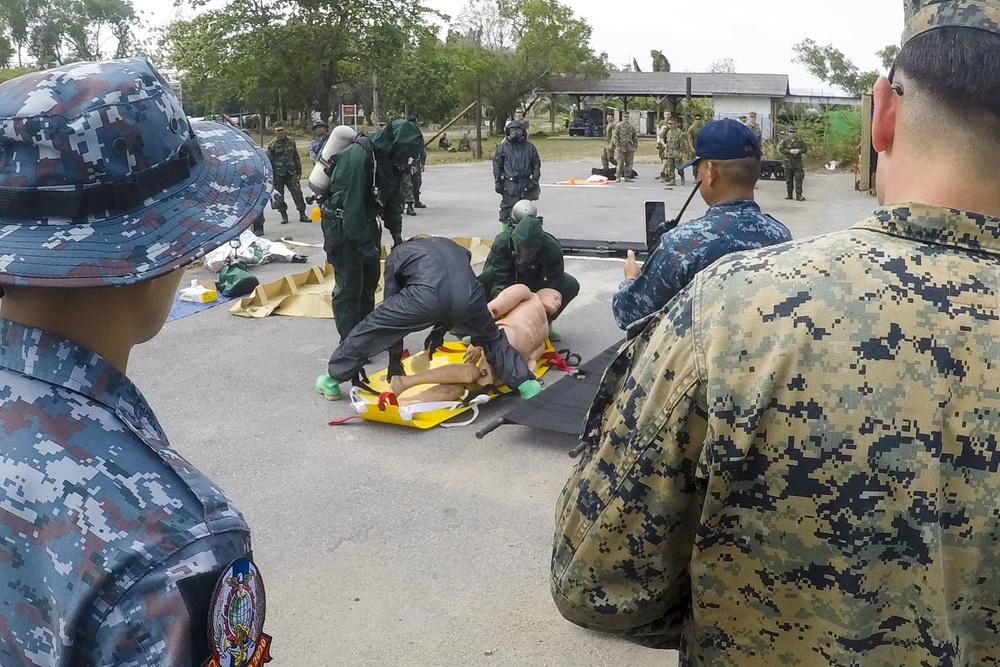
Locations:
475;79;483;159
424;100;478;147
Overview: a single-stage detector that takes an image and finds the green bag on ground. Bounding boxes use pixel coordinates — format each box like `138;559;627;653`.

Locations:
218;261;259;297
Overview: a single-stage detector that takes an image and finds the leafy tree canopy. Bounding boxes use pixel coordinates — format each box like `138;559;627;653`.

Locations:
792;38;895;96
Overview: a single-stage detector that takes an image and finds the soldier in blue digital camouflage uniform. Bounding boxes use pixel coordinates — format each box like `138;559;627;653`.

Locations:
552;3;1000;664
309;119;330;163
611;118;790;331
0;59;271;666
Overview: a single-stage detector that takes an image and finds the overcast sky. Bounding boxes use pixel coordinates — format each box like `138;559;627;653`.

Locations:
134;0;905;93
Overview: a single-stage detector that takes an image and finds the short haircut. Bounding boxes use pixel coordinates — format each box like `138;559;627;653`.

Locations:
709;156;759;188
896;27;1000;126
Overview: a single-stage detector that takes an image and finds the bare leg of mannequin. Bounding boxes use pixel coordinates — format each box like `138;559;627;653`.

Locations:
397;383;472;407
390;363;484;396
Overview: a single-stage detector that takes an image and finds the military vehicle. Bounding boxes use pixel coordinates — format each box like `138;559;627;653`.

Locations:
567;108;606;137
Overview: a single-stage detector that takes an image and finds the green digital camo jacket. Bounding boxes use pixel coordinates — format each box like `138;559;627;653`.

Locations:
323;119;424;255
553;203;1000;665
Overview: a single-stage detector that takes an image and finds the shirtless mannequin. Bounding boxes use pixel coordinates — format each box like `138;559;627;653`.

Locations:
389;284;561;405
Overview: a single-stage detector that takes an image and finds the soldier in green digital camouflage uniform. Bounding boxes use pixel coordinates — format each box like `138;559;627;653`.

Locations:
552;2;1000;664
266;126;309;223
778;127;808;200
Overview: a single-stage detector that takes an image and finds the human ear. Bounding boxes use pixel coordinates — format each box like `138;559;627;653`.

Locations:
872;77;898;154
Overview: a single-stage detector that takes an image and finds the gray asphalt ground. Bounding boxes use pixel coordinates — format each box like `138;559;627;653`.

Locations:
130;160;877;666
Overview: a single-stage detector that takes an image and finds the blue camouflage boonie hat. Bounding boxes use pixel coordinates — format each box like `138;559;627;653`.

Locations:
679;118;762;172
0;58;272;288
904;0;1000;43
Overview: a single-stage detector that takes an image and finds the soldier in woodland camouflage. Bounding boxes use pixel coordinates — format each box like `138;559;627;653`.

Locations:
267;125;308;223
686;114;704;179
601;112;617;170
663;118;687;185
613;115;638;182
0;58;271;666
779;127;808;200
552;3;1000;664
655;111;671;181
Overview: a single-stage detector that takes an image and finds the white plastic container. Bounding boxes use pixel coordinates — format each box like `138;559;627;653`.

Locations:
179;279;217;303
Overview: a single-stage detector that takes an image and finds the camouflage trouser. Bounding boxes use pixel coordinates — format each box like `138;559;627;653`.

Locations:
664;156;684;184
273;172;306;214
786;167;805;197
615;149;635;180
411;168;422;199
601;145;617;169
400;172;414;204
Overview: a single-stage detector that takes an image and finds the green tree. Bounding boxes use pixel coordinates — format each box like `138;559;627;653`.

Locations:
163;0;432;125
710;57;736;74
792;39;896;96
877;44;900;71
0;0;139;67
450;0;608;132
650;49;670;72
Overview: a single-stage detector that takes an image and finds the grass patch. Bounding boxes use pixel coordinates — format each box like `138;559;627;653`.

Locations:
288;133;666;179
425;136;664;167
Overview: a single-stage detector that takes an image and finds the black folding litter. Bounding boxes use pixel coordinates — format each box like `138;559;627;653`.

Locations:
475;341;622;444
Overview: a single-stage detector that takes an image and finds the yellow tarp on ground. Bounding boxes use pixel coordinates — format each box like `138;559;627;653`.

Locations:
229;236;493;319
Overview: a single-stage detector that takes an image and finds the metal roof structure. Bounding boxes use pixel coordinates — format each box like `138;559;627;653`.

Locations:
547;72;791;98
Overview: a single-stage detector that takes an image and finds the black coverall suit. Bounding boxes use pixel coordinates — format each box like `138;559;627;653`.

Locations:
326;237;534;390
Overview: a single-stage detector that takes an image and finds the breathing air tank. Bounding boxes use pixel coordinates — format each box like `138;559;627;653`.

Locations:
308;125;358;199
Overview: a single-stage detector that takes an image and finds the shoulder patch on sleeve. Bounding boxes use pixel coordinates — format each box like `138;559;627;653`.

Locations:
204;557;272;667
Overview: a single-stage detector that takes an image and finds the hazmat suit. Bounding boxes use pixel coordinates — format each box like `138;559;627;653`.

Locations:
320;118;425;340
492;121;541;227
478;215;579;322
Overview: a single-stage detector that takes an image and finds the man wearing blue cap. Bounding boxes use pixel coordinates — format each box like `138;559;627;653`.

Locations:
0;60;272;665
610;118;790;330
553;2;1000;664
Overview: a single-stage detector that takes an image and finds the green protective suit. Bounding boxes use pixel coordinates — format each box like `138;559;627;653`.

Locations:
477;215;579;320
321;119;425;340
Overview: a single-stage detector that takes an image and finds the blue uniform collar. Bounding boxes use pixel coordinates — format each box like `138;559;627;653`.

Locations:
0;318;168;447
707;199;761;213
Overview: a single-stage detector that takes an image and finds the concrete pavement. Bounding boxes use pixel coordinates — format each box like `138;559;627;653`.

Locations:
130;162;876;665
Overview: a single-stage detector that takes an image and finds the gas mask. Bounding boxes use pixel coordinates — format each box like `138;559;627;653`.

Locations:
513;244;542;283
507;127;525;143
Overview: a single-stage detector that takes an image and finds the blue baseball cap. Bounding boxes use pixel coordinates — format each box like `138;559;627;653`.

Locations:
679;118;762;172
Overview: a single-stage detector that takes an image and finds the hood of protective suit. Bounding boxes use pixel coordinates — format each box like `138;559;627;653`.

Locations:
512;215;545;249
506;120;527;143
368;118;425;161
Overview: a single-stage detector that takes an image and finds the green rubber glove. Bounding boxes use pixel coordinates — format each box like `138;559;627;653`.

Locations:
517;379;543;399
